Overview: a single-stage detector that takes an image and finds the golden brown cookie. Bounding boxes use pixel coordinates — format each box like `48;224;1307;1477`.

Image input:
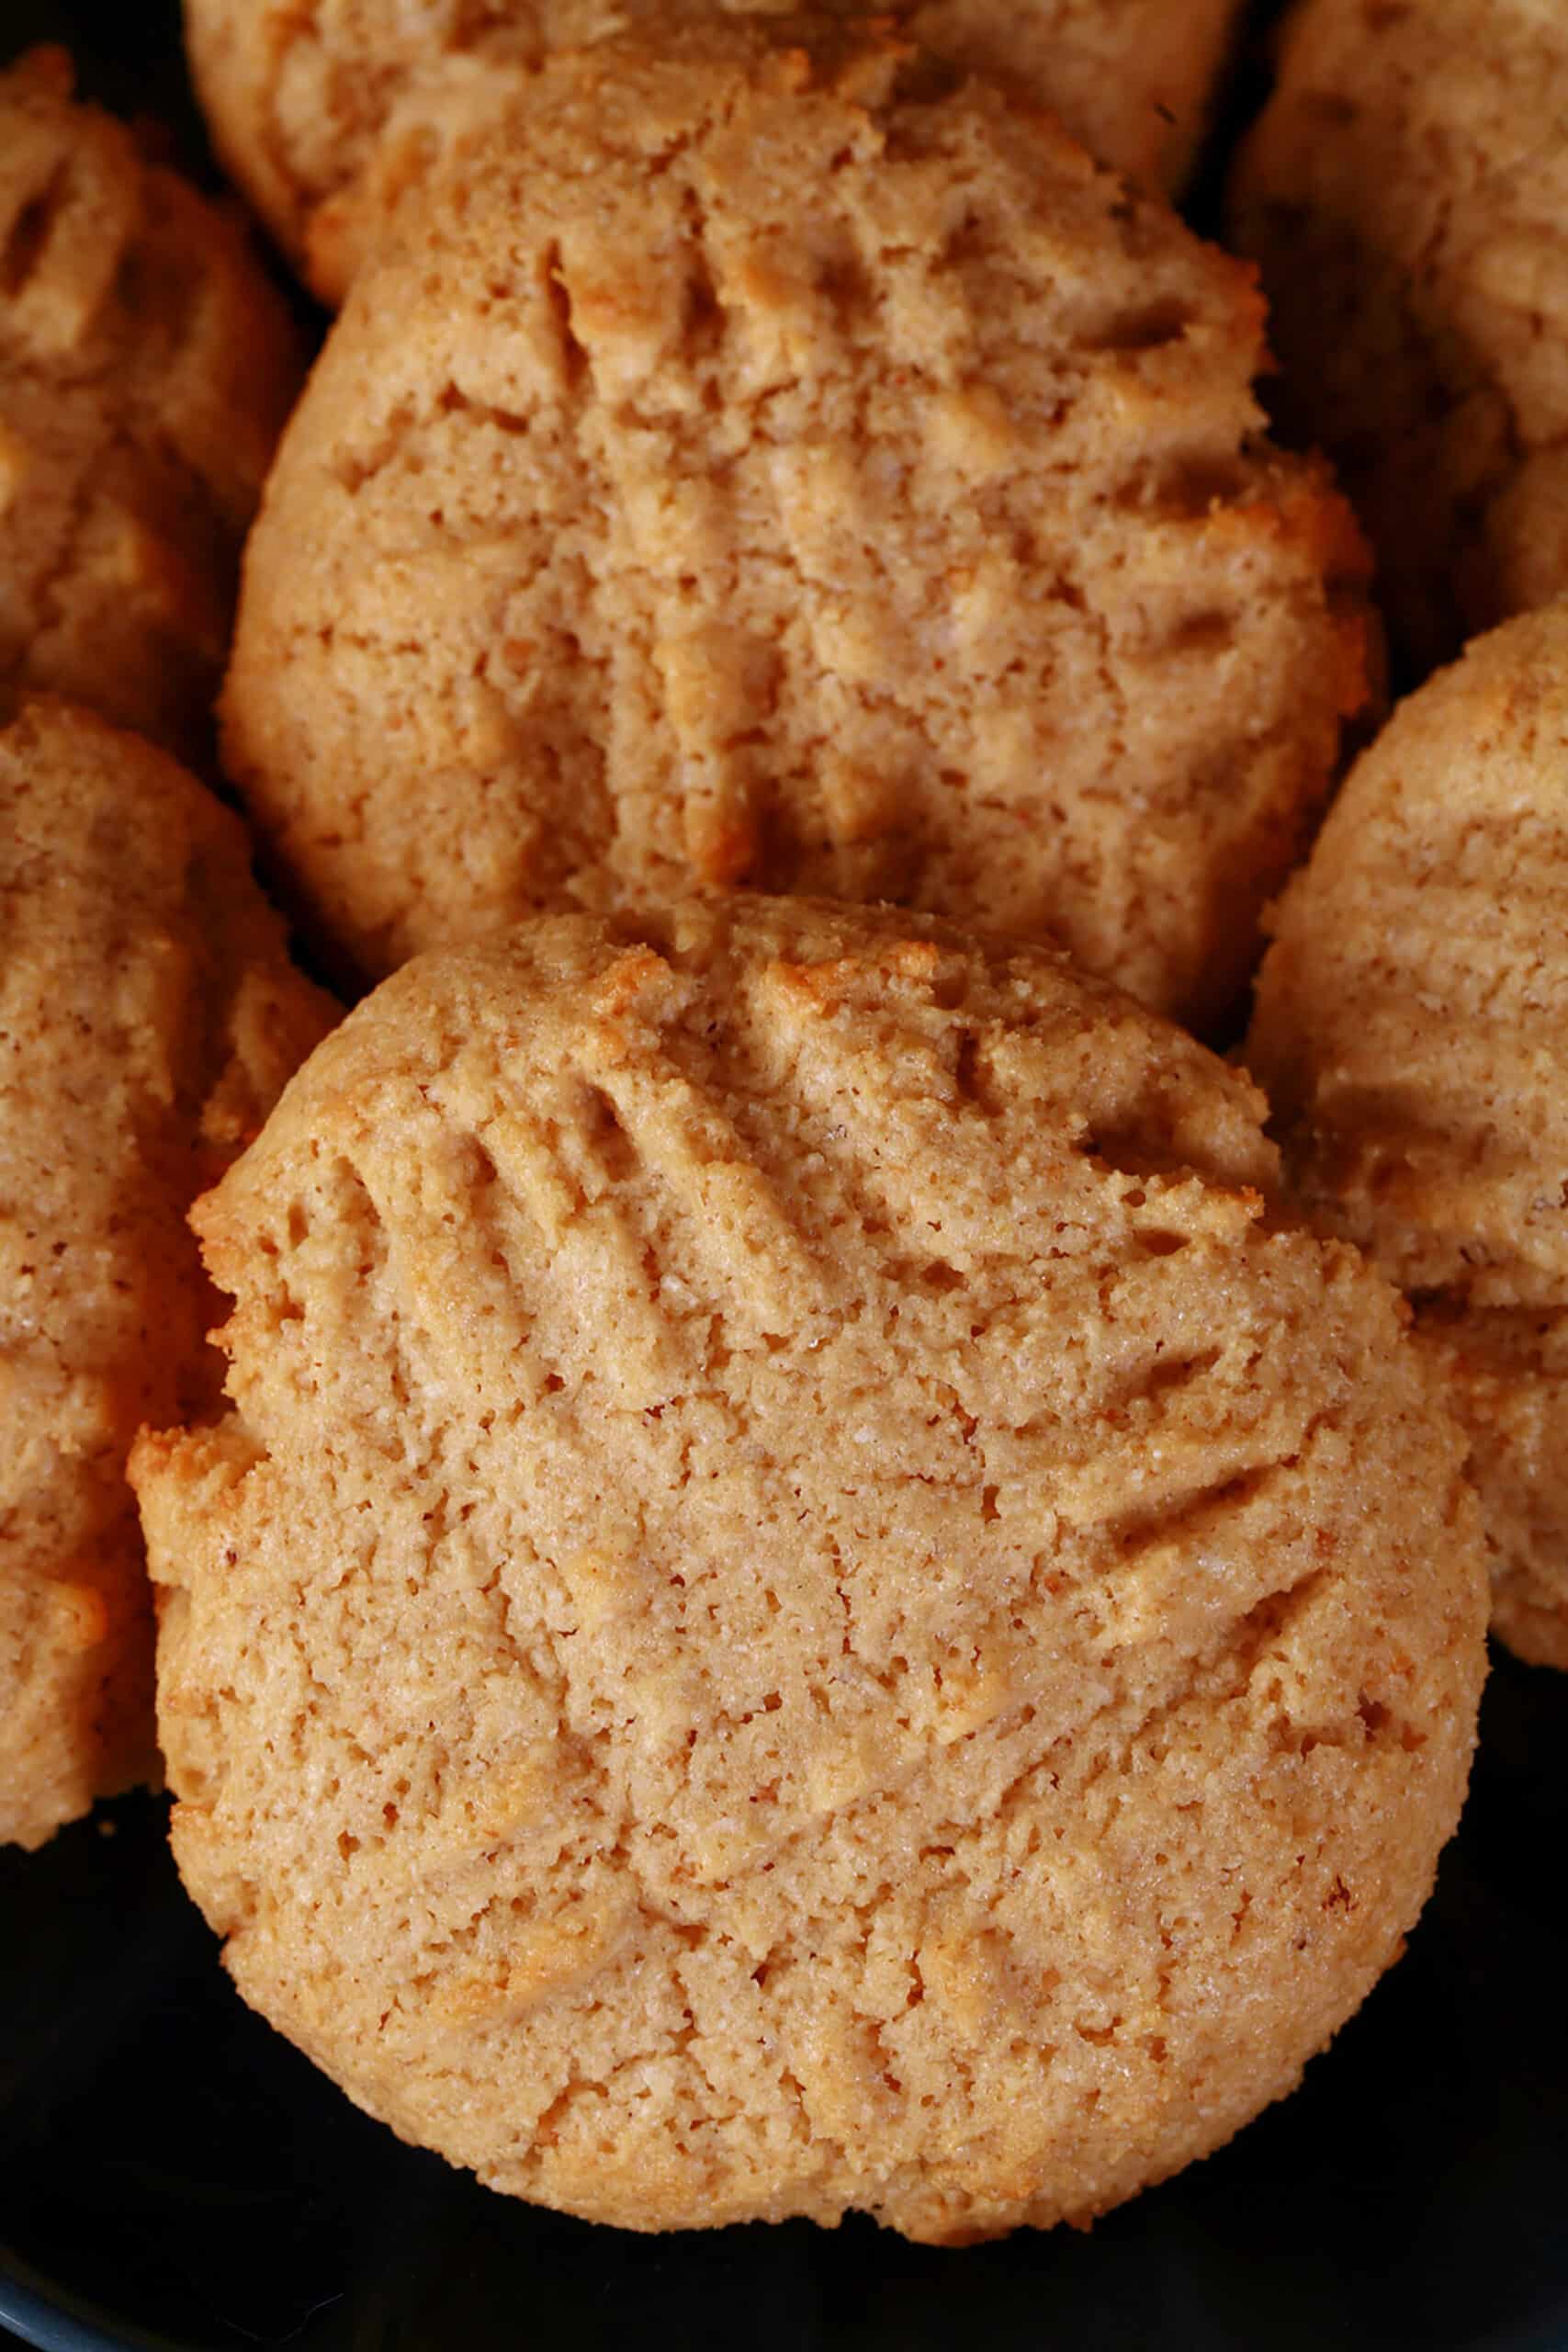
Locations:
0;695;334;1850
1246;602;1568;1668
221;17;1369;1022
132;895;1486;2240
1229;0;1568;673
185;0;1246;308
0;47;303;760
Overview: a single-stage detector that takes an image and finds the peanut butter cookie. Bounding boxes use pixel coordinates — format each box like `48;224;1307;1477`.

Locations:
1231;0;1568;672
0;695;333;1849
0;47;302;758
222;17;1368;1021
1247;602;1568;1668
134;896;1485;2237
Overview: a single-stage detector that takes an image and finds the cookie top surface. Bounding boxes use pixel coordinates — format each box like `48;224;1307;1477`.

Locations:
222;17;1367;1021
0;695;334;1849
136;896;1485;2238
1247;601;1568;1664
0;47;304;759
186;0;1245;305
1229;0;1568;669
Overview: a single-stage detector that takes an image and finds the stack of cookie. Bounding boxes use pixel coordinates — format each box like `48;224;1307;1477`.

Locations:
1;0;1560;2249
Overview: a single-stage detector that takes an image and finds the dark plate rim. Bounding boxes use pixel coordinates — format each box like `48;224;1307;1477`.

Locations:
0;2254;192;2352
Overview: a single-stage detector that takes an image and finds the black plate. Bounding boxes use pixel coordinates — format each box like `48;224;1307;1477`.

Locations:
5;5;1568;2346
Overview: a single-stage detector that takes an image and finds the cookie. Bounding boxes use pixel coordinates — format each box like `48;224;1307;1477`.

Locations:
1247;603;1568;1668
185;0;1246;308
132;895;1486;2240
0;47;303;760
221;17;1369;1022
0;695;334;1851
1229;0;1568;673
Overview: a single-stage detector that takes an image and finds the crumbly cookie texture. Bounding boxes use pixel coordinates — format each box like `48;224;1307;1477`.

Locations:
185;0;1246;307
134;896;1486;2240
0;47;303;760
1230;0;1568;673
1247;604;1568;1668
222;17;1368;1022
0;695;334;1851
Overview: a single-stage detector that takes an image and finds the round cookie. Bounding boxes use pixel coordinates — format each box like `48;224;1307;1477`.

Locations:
1229;0;1568;674
0;47;303;760
221;17;1370;1022
185;0;1247;309
1247;603;1568;1668
132;895;1486;2241
0;695;334;1851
